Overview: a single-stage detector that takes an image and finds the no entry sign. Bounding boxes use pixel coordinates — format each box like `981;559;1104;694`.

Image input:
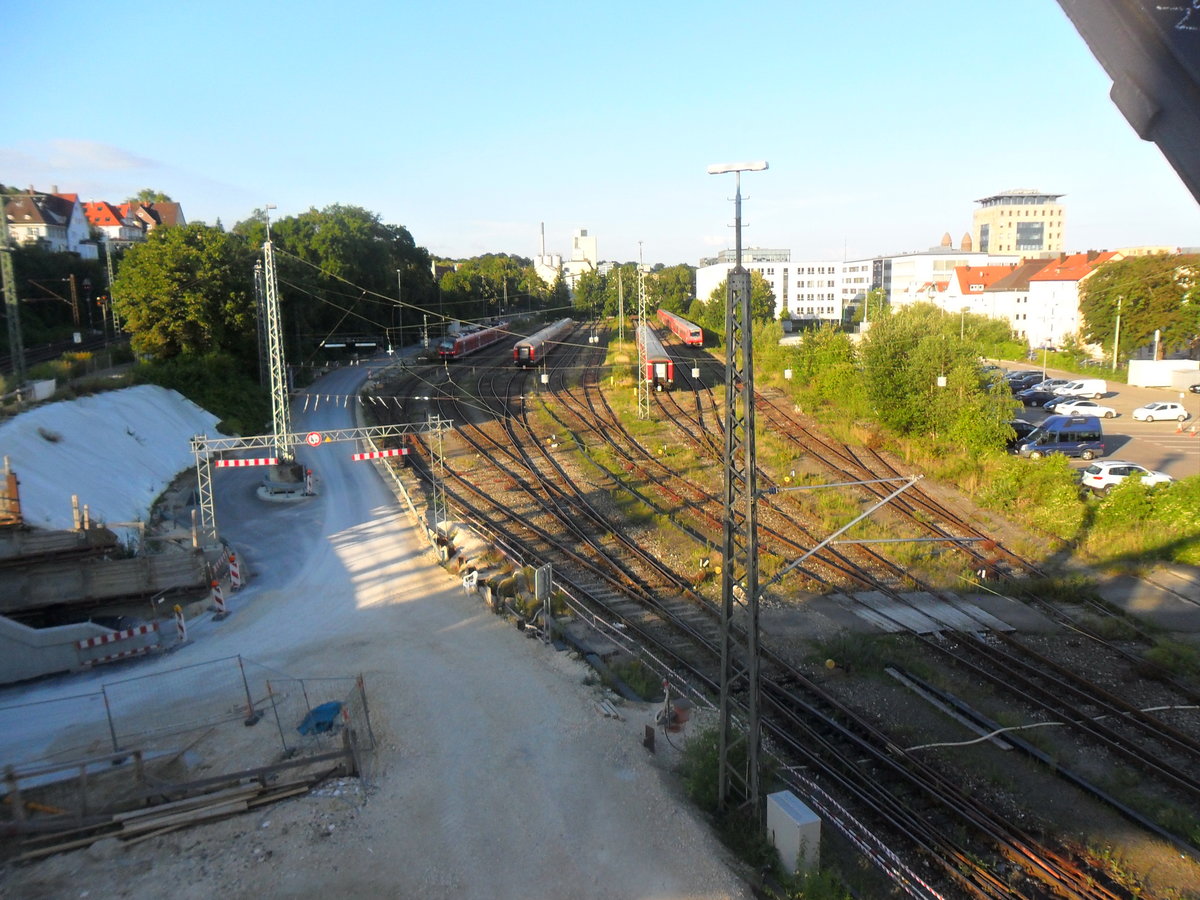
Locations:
305;431;322;447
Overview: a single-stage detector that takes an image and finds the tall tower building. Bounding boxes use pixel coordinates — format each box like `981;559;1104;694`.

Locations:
972;189;1064;256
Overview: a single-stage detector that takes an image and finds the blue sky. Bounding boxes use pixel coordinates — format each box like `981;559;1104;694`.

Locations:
4;1;1199;267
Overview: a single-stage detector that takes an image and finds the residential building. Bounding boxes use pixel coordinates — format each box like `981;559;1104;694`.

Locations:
972;188;1065;255
3;189;97;259
119;200;186;233
83;201;143;245
1025;250;1121;349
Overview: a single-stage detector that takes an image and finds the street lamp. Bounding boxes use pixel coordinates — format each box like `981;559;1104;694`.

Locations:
706;162;768;269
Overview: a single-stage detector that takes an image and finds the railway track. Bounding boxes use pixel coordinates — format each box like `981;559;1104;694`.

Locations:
366;328;1196;897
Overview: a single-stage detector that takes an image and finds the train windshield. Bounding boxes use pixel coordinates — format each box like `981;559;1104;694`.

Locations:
437;339;456;352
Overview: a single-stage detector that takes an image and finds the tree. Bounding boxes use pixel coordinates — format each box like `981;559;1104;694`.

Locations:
648;264;696;314
859;303;1015;446
127;189;173;204
573;268;605;318
700;270;778;336
1079;254;1200;359
111;223;258;362
236;204;436;357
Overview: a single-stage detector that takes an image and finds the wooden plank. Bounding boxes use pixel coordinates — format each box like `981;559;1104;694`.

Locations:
113;784;260;822
118;799;248;836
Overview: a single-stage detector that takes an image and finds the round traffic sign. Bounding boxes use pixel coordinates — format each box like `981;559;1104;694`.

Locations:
305;431;322;447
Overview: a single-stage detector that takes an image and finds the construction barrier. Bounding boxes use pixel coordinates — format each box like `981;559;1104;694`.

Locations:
228;554;242;589
75;623;160;668
174;605;187;643
210;580;227;618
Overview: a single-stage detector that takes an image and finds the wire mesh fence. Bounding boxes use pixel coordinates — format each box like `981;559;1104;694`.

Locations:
0;690;113;768
0;655;376;830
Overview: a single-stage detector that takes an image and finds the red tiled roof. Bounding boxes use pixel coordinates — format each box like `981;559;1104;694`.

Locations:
83;200;126;227
1029;251;1121;282
953;265;1014;293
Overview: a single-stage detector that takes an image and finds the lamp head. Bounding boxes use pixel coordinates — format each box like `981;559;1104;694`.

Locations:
707;161;769;175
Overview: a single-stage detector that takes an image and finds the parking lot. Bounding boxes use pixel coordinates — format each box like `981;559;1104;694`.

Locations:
1002;363;1200;480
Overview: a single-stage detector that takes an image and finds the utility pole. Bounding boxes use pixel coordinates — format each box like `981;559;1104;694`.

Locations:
0;193;26;384
636;242;649;420
261;206;293;465
102;238;120;335
708;160;768;821
396;268;405;351
1112;295;1123;372
617;270;625;344
253;259;269;387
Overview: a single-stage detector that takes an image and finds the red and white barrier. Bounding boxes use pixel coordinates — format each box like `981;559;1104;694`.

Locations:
76;623;160;668
211;579;227;618
228;553;243;589
215;457;279;467
351;448;408;461
87;645;157;666
77;623;157;650
174;604;187;643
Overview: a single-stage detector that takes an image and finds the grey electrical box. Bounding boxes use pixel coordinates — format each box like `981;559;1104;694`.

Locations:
766;790;821;874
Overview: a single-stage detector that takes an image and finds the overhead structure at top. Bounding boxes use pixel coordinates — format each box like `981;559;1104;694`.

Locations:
1055;0;1200;205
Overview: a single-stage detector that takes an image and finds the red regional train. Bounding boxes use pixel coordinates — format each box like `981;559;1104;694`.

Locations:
636;324;674;391
656;308;704;346
513;318;574;367
436;321;510;360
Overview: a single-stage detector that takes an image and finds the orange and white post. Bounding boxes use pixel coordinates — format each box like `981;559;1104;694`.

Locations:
210;579;227;618
174;604;187;643
228;553;243;589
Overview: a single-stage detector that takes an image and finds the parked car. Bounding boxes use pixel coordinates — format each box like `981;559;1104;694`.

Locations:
1041;395;1069;411
1016;388;1060;407
1131;401;1190;422
1053;378;1108;398
1080;460;1174;495
1051;398;1117;418
1190;383;1200;394
1029;378;1069;392
1005;374;1044;393
1005;419;1038;450
1015;414;1105;460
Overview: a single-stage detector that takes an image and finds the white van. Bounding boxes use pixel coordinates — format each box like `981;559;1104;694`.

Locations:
1053;378;1107;399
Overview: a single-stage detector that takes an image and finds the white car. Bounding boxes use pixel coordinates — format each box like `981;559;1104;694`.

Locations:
1131;401;1190;422
1080;460;1174;495
1051;398;1117;418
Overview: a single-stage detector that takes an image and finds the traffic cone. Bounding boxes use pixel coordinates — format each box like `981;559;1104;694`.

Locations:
228;553;242;589
211;580;227;619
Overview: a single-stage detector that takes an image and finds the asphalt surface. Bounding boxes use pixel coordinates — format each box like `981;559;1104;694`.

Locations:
999;362;1200;481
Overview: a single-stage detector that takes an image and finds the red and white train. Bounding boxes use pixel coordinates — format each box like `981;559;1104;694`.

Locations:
436;321;510;360
656;308;703;346
513;318;574;367
636;324;674;391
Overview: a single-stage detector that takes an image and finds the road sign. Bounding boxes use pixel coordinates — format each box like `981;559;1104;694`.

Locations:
305;431;322;447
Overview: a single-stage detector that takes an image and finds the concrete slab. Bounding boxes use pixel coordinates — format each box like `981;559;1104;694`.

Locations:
1096;572;1200;633
852;591;945;634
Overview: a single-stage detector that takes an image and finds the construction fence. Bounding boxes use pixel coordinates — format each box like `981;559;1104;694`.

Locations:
0;654;375;832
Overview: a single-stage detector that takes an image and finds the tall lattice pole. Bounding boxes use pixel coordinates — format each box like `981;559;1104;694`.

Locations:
0;195;26;385
636;242;650;420
708;160;768;820
262;212;293;463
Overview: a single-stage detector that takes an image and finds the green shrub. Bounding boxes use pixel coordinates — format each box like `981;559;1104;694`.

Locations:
131;353;271;435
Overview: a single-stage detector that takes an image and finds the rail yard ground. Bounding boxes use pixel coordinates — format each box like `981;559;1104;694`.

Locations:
4;347;1200;899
